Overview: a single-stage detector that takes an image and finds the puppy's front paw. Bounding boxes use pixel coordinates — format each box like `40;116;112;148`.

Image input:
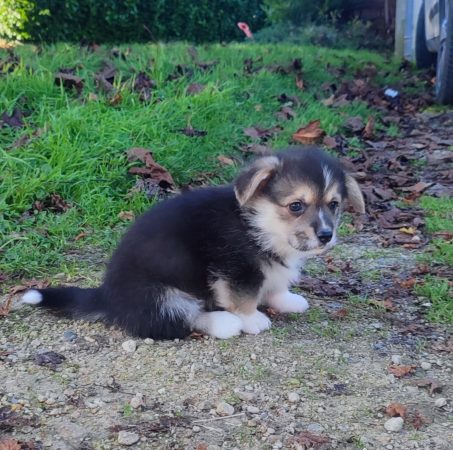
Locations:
267;291;309;313
237;310;271;335
193;311;242;339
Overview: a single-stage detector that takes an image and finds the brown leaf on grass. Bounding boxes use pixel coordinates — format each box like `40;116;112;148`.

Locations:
362;116;375;139
275;105;296;121
398;278;417;289
187;46;198;62
244;125;283;141
291;431;331;449
108;92;122;106
127;148;175;189
179;125;207;137
1;108;24;128
292;120;325;144
277;93;301;107
401;181;434;193
0;295;14;318
10;279;50;295
412;378;443;394
55;72;84;95
186;83;205;95
217;155;235;166
385;403;407;418
32;193;70;214
344;116;365;133
432;231;453;240
0;439;21;450
240;143;272;155
9;127;46;150
74;231;87;241
388;365;416;378
322;136;337;149
295;73;304;90
94;62;117;93
118;211;135;221
134;72;156;102
368;299;397;311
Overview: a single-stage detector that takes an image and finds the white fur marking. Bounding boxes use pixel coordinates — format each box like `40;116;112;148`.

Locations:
21;290;43;305
235;310;271;335
192;311;242;339
161;291;201;322
323;165;333;189
266;291;309;313
318;210;329;230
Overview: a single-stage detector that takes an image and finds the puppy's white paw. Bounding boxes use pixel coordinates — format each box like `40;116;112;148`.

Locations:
267;291;309;313
192;311;242;339
236;310;271;335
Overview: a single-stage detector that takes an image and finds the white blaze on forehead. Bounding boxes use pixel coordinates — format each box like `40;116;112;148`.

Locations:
322;165;334;191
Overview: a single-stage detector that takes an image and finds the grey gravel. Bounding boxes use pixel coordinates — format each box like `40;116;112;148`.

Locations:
117;430;140;446
384;417;404;432
121;339;137;353
216;401;235;416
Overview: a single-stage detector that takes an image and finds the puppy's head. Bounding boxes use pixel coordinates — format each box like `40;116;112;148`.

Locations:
235;146;365;258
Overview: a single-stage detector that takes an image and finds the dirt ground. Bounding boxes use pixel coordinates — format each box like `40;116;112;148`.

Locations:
0;232;452;450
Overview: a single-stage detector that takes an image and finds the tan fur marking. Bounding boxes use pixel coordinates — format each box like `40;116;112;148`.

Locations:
279;183;316;206
345;175;365;213
211;279;258;314
323;182;341;203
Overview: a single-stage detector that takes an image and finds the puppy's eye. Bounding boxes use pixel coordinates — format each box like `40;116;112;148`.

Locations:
288;202;305;213
328;201;339;211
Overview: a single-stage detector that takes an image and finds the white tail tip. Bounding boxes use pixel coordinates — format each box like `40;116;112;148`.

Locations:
22;289;43;305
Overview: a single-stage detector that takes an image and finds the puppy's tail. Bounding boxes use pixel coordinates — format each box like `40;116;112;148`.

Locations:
21;287;104;319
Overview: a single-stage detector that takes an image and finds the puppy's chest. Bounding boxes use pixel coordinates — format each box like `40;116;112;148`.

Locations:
260;258;303;296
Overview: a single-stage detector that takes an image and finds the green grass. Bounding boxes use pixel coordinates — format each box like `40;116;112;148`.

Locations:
417;196;453;324
0;42;412;281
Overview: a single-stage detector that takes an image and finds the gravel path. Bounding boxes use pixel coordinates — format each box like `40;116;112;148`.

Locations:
1;237;452;450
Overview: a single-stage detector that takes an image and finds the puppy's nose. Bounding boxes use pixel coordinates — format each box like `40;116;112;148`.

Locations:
317;229;333;244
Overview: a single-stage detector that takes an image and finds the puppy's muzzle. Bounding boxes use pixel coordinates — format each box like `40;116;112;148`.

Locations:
317;228;333;245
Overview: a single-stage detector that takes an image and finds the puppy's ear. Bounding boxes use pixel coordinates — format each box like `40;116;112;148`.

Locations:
234;156;280;206
345;174;365;214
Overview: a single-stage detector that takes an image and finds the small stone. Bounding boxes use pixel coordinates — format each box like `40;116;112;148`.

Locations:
192;426;201;432
130;393;145;409
434;398;447;408
122;340;137;353
287;392;300;403
247;405;260;414
63;330;77;342
266;427;275;435
307;423;324;434
421;362;432;370
216;401;234;416
384;417;404;432
391;355;402;365
144;338;154;344
250;353;257;360
118;430;140;445
237;391;256;402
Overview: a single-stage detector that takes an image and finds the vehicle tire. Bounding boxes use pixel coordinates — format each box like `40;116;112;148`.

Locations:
436;0;453;104
415;1;436;68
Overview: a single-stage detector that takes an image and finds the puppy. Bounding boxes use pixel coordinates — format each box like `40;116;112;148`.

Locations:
22;146;364;340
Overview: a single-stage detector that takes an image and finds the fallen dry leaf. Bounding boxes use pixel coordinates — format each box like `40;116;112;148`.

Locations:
244;125;282;141
291;430;331;449
292;120;325;144
134;72;156;102
322;136;337;149
344;116;365;133
118;211;135;221
55;72;84;95
108;91;122;106
32;193;70;214
1;108;24;128
240;143;272;155
0;295;14;318
127;147;175;189
179;125;207;137
186;83;205;95
0;439;21;450
388;365;416;378
295;73;304;90
385;403;407;418
217;155;235;166
408;410;429;430
331;307;349;319
412;378;443;395
362;116;375;139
